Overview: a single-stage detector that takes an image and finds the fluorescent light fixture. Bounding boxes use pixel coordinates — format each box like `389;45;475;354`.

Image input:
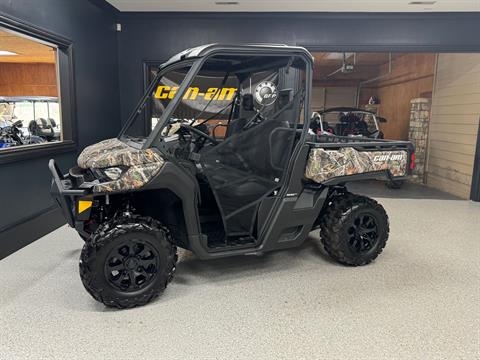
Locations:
408;1;437;5
325;52;354;60
214;1;239;5
0;50;18;56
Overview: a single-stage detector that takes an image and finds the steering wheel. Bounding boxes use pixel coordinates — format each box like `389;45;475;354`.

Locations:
180;124;219;145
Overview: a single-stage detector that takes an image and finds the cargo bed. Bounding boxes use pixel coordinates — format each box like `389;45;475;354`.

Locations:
304;134;415;185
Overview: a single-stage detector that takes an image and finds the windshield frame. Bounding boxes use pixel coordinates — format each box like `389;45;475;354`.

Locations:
117;58;201;149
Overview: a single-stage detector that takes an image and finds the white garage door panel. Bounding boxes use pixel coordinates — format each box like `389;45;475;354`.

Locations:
427;174;473;199
429;114;480;125
431;84;480;98
429;139;476;157
430;93;480;106
427;53;480;199
429;103;480;116
427;147;475;166
428;158;474;178
428;131;477;145
429;122;479;135
435;54;480;71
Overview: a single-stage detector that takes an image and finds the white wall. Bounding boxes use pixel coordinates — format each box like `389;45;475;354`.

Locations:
427;53;480;199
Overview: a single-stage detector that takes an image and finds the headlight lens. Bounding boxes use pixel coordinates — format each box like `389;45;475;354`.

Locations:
102;166;125;180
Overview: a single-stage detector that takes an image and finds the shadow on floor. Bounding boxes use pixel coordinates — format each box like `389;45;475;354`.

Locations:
348;180;463;200
174;234;337;285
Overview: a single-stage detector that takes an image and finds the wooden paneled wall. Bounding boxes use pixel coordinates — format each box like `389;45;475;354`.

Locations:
426;53;480;199
0;63;58;97
360;54;435;140
311;87;357;111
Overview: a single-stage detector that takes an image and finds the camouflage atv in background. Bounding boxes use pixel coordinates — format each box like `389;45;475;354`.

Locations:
305;147;408;183
77;138;165;193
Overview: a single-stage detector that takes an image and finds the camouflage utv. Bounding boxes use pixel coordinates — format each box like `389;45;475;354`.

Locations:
50;44;414;309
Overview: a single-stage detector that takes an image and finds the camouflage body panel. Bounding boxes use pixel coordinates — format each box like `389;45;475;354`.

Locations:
77;138;165;193
78;138;163;169
93;162;163;193
305;147;407;183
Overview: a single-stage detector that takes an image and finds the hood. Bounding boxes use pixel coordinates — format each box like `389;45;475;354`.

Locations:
77;138;165;193
77;138;163;169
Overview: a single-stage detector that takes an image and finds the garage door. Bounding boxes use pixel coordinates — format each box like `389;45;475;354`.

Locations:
427;53;480;199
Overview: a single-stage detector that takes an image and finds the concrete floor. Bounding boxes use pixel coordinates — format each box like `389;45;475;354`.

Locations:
0;182;479;359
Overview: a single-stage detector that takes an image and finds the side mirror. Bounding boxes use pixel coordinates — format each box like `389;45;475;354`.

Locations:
242;94;254;111
377;116;387;123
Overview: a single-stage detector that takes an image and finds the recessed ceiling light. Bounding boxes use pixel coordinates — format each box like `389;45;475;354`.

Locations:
408;1;437;5
0;50;18;56
214;1;239;5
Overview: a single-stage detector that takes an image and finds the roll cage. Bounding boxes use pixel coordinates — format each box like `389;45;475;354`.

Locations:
312;106;386;136
118;44;314;153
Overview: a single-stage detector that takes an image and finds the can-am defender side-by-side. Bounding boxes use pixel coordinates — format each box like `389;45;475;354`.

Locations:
50;44;414;308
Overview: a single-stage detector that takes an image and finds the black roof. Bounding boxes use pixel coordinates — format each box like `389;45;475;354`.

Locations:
163;43;314;68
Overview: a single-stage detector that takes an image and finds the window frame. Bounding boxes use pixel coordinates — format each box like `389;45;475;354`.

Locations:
0;11;77;165
143;60;165;135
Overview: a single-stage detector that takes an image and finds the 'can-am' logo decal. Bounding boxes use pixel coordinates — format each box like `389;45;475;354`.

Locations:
373;154;404;162
154;86;237;101
255;81;278;106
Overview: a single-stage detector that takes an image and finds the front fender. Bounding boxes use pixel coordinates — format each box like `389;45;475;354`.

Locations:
143;161;202;245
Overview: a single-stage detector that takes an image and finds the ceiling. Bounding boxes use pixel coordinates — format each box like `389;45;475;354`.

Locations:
0;30;56;64
105;0;480;12
312;52;401;85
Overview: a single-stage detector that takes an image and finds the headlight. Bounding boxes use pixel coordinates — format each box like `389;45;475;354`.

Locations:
101;166;126;181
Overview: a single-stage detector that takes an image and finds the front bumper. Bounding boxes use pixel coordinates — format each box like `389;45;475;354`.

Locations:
49;159;88;227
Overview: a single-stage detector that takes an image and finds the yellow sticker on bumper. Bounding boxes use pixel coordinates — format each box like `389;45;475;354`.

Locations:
78;200;93;214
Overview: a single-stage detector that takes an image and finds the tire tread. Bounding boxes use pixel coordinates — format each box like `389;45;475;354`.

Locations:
319;193;389;266
79;215;177;309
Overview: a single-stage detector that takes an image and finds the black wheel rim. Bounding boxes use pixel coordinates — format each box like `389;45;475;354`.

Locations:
347;213;379;253
104;240;159;292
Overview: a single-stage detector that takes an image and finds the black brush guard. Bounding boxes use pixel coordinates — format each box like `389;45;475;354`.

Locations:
49;159;86;227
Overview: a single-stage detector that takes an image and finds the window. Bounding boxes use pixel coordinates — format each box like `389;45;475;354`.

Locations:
0;15;76;164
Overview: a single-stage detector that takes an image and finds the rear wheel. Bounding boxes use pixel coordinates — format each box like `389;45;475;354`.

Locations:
79;215;177;309
320;193;389;266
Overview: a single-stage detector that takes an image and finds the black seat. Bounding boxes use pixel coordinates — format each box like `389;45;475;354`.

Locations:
225;117;248;138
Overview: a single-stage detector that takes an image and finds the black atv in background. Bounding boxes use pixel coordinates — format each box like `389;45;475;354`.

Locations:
0;118;45;148
50;44;414;309
0;96;61;147
311;107;386;139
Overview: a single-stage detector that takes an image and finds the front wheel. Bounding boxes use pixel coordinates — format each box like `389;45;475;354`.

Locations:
319;193;389;266
79;215;177;309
